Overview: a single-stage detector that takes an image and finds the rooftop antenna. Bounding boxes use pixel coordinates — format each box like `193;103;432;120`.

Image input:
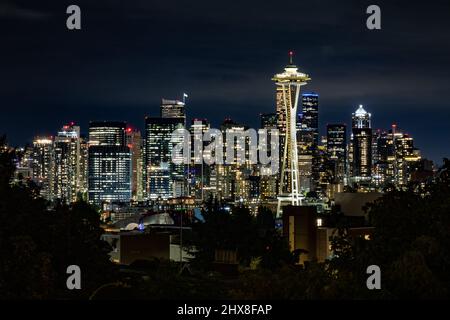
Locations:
289;51;294;65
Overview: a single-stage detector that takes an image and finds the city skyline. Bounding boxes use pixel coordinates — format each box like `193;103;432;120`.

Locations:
1;0;449;164
2;0;450;303
8;97;436;167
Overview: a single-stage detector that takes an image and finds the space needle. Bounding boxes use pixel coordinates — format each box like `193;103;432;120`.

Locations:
272;51;311;216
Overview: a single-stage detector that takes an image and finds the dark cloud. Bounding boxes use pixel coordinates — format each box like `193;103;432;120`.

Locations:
0;2;51;20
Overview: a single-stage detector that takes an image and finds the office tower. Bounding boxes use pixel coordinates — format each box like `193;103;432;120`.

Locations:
88;121;126;146
145;117;184;200
298;153;313;192
189;119;210;201
260;112;278;157
297;93;319;193
88;121;131;206
351;105;372;184
372;129;388;187
260;166;278;200
327;124;347;184
374;124;421;187
160;98;186;125
298;93;319;148
391;125;421;186
32;137;54;200
272;52;310;215
79;136;89;200
221;118;251;166
214;119;252;202
53;123;81;203
126;128;143;201
259;113;279;200
316;145;337;197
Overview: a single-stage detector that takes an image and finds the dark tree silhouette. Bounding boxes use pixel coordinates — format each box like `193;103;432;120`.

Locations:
186;204;295;270
0;137;116;299
330;159;450;298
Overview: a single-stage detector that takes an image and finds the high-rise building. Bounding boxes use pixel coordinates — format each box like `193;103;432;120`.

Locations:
326;124;347;184
144;117;184;200
79;136;89;200
32;137;54;200
298;153;313;193
374;124;421;187
88;121;126;147
214;119;252;202
126;128;143;201
88;121;131;206
53;123;82;203
160;98;186;125
297;93;321;193
350;105;372;184
188;119;211;201
259;113;279;200
298;93;319;149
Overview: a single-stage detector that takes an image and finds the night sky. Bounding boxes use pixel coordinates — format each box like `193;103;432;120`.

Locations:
1;0;449;164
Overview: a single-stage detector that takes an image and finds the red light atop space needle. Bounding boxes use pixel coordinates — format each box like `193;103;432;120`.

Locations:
289;51;294;64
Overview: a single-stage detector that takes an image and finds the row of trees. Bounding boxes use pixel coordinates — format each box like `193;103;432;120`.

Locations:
329;158;450;298
0;136;116;299
1;135;450;299
182;159;450;299
185;200;298;270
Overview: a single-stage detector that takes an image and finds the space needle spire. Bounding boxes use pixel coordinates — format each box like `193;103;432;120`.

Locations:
273;51;311;216
288;50;294;65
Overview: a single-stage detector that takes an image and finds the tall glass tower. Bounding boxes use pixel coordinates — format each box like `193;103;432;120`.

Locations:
327;123;347;184
53;123;81;203
88;121;131;206
351;105;372;182
144;117;185;200
298;93;319;148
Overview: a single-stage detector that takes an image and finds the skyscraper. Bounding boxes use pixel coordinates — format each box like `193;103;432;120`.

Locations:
53;123;81;203
215;118;253;202
126;127;143;201
390;125;421;186
88;121;126;147
259;113;279;200
298;93;319;149
160;98;186;125
351;105;372;184
144;117;184;200
327;123;347;184
88;121;131;206
189;119;210;201
374;124;421;187
79;136;89;200
32;136;54;200
298;92;320;192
